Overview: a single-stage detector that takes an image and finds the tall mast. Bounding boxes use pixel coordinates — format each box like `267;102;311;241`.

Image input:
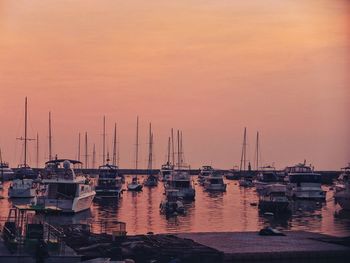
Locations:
255;131;259;171
112;123;117;166
24;97;28;166
117;134;120;167
147;123;152;170
84;132;88;169
103;116;106;164
167;137;171;164
92;143;96;169
180;131;183;166
177;130;180;169
240;127;247;172
77;133;81;162
36;133;39;168
135;116;139;170
171;128;175;166
48;111;52;161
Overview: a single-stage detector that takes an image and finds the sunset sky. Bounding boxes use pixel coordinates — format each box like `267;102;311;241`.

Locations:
0;0;349;170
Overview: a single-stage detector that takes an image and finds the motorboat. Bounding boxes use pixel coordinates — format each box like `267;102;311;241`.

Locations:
203;172;226;191
239;176;253;187
198;165;214;185
165;171;195;200
0;161;15;181
160;189;185;216
8;179;37;198
285;163;326;200
334;164;350;210
127;176;143;191
225;168;240;180
258;184;290;213
144;174;158;187
160;163;174;182
95;163;123;197
254;166;279;194
37;159;96;213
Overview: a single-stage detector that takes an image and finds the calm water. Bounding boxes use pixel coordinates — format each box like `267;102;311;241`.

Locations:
1;176;350;237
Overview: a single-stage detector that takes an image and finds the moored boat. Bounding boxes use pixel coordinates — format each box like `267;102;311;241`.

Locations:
254;166;279;194
258;184;290;213
37;159;95;213
334;164;350;210
127;176;143;191
160;189;185;216
285;162;326;200
165;171;195;200
8;179;37;198
203;172;226;191
95;163;123;197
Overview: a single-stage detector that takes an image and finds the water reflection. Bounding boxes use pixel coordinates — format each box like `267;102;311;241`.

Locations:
0;178;349;237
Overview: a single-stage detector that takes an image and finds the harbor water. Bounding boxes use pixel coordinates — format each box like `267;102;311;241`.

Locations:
0;176;349;237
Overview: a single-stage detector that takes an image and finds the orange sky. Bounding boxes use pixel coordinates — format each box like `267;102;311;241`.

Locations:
0;0;349;170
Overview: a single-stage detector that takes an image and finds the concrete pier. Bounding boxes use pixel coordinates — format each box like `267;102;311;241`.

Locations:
177;231;350;262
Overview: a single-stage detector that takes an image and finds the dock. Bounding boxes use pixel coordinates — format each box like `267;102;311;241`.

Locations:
60;224;350;262
177;231;350;262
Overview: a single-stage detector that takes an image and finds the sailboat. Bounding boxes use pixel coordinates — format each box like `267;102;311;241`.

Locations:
95;118;123;197
10;97;37;198
160;130;175;182
238;128;253;187
165;130;195;200
127;116;143;191
144;123;158;187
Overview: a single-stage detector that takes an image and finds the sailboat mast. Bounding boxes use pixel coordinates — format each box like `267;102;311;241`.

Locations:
103;116;106;164
24;97;28;167
77;133;81;162
167;137;171;164
135;116;139;170
36;133;39;168
48;111;52;161
240;127;247;172
171;128;175;166
147;123;152;170
84;132;88;169
177;130;180;169
112;123;117;166
92;143;96;169
180;131;183;166
256;131;259;171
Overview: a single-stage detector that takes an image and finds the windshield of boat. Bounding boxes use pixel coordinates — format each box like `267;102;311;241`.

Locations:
48;183;77;199
289;173;321;183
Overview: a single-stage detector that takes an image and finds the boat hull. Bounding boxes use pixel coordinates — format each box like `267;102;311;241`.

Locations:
335;191;350;210
204;184;226;192
37;192;95;214
8;188;36;198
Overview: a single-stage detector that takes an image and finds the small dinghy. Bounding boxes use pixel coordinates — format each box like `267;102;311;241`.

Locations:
127;176;143;191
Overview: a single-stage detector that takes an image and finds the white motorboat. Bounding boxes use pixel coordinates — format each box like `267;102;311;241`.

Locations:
285;162;326;200
37;159;96;213
258;184;290;213
127;176;143;191
8;179;37;198
198;165;214;185
203;172;226;191
254;166;279;194
165;171;195;200
334;164;350;210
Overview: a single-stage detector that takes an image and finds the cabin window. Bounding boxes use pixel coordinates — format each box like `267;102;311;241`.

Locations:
48;183;77;199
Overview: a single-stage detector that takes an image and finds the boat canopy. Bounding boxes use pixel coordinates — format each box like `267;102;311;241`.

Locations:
45;159;82;165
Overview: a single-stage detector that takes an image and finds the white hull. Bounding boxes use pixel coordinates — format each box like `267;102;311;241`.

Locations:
38;191;95;213
286;185;326;200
